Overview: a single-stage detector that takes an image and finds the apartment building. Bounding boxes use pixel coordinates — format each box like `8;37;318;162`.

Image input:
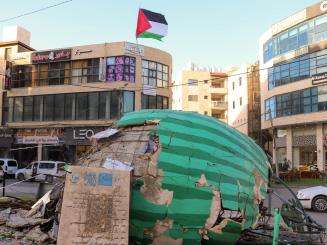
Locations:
0;26;172;163
176;66;228;122
260;1;327;171
227;63;261;142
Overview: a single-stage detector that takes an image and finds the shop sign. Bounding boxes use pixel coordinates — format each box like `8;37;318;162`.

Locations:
31;49;71;64
143;84;157;96
124;42;144;56
312;73;327;85
20;136;59;144
65;127;106;145
73;129;95;140
321;1;327;12
16;128;64;145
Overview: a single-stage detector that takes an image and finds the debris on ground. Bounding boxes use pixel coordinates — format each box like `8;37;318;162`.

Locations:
0;182;64;244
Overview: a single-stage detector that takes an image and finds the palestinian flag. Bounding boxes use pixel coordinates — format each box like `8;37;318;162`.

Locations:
136;9;168;41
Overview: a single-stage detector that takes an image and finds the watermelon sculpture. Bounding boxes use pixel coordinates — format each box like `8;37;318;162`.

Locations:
82;110;269;244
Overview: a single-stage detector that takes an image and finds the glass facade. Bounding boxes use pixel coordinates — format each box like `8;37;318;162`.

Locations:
142;60;169;88
8;91;135;122
263;14;327;63
268;49;327;90
11;59;100;88
265;86;320;120
141;94;169;109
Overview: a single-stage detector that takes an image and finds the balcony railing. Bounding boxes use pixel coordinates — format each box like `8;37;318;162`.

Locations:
212;101;227;109
210;86;227;94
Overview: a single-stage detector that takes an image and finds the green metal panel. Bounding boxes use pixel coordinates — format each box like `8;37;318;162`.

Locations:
118;110;269;244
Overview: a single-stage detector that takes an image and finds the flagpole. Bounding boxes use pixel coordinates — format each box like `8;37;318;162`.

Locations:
135;2;141;57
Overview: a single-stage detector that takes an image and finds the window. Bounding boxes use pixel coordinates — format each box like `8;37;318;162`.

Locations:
204;95;208;99
123;91;135;113
239;77;242;86
39;162;55;169
8;98;13;123
33;96;42;121
9;91;132;122
54;94;65;121
64;94;74;120
12;59;100;88
141;94;169;109
262;13;327;63
86;92;98;120
110;91;119;119
12;65;32;88
99;92;108;119
107;56;136;82
265;87;321;120
76;93;88;120
7;161;17;167
23;97;33;121
233;101;235;109
43;95;55;121
5;47;12;60
188;79;198;86
188;95;198;101
13;97;23;122
142;60;169;87
232;82;235;90
240;97;242;106
268;54;311;90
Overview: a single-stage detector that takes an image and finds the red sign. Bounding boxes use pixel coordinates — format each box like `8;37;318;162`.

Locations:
31;49;71;63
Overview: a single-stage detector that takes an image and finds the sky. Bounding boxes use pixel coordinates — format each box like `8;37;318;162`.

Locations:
0;0;320;79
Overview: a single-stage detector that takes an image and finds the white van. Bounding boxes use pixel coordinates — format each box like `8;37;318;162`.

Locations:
0;158;18;176
15;161;67;182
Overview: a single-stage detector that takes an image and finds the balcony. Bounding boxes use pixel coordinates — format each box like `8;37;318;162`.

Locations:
210;86;227;94
211;101;228;110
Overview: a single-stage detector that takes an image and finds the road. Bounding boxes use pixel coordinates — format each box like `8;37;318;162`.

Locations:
1;179;53;200
1;179;327;226
268;186;327;227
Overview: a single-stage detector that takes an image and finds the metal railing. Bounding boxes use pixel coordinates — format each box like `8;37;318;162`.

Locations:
211;101;227;108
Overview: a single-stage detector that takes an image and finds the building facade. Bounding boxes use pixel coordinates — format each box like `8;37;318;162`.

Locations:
259;1;327;171
227;63;261;142
0;27;172;164
176;67;228;122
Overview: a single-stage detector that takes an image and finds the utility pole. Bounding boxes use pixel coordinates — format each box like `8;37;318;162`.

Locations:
268;109;279;178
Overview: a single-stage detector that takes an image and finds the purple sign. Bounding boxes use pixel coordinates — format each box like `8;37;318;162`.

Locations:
106;56;136;83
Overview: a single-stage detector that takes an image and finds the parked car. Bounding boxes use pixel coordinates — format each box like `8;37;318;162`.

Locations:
297;186;327;212
15;161;67;183
0;158;18;176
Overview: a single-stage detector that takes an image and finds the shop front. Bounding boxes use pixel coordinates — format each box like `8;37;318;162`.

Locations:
13;128;65;165
0;129;13;158
64;127;107;161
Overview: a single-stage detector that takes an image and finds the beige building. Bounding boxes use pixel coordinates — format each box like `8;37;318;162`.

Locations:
227;63;261;142
0;26;172;163
259;1;327;171
176;67;228;122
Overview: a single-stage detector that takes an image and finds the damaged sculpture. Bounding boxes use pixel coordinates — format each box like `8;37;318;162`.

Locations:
0;110;270;244
80;110;270;244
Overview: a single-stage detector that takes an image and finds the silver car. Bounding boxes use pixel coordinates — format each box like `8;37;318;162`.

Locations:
297;186;327;212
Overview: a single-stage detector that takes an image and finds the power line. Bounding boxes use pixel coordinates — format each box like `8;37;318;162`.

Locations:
3;48;327;94
0;0;73;23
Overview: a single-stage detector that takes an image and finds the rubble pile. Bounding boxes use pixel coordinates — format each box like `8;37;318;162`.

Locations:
0;183;64;244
